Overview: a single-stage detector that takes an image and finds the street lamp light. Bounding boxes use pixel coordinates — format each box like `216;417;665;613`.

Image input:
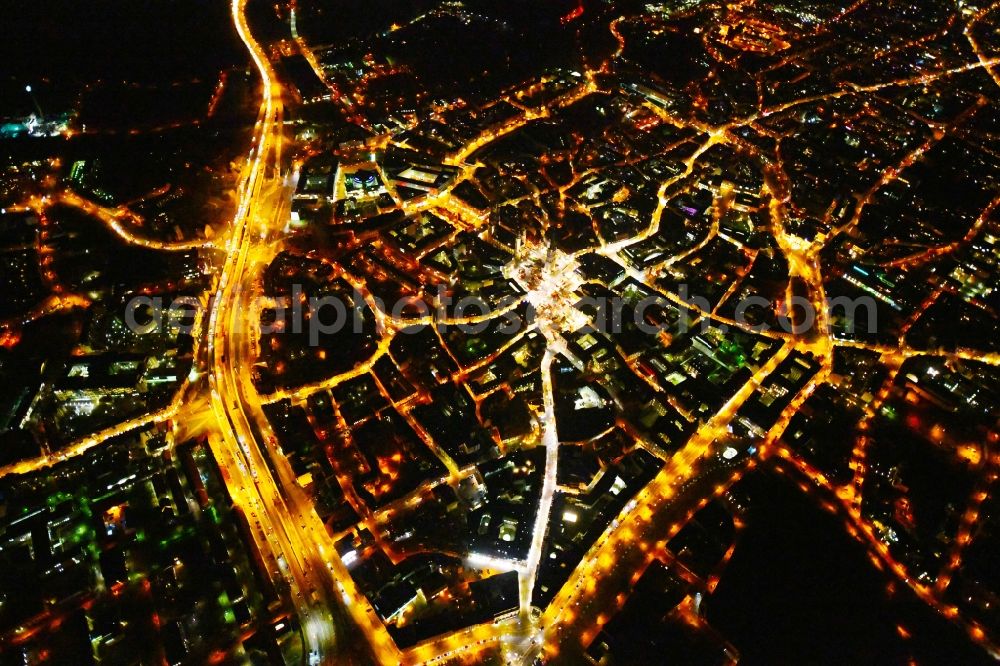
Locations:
25;84;43;117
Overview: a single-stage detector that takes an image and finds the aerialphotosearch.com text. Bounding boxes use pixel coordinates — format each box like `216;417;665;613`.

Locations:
124;283;878;343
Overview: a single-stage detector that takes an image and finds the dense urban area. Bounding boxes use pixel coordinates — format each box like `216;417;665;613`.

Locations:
1;0;1000;663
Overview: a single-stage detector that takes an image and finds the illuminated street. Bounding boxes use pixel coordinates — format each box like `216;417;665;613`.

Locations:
3;1;1000;664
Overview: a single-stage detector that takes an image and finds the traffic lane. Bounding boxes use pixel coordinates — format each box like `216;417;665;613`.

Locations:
542;454;748;664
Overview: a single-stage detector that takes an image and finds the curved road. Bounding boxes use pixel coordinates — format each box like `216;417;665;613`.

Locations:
205;1;383;663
